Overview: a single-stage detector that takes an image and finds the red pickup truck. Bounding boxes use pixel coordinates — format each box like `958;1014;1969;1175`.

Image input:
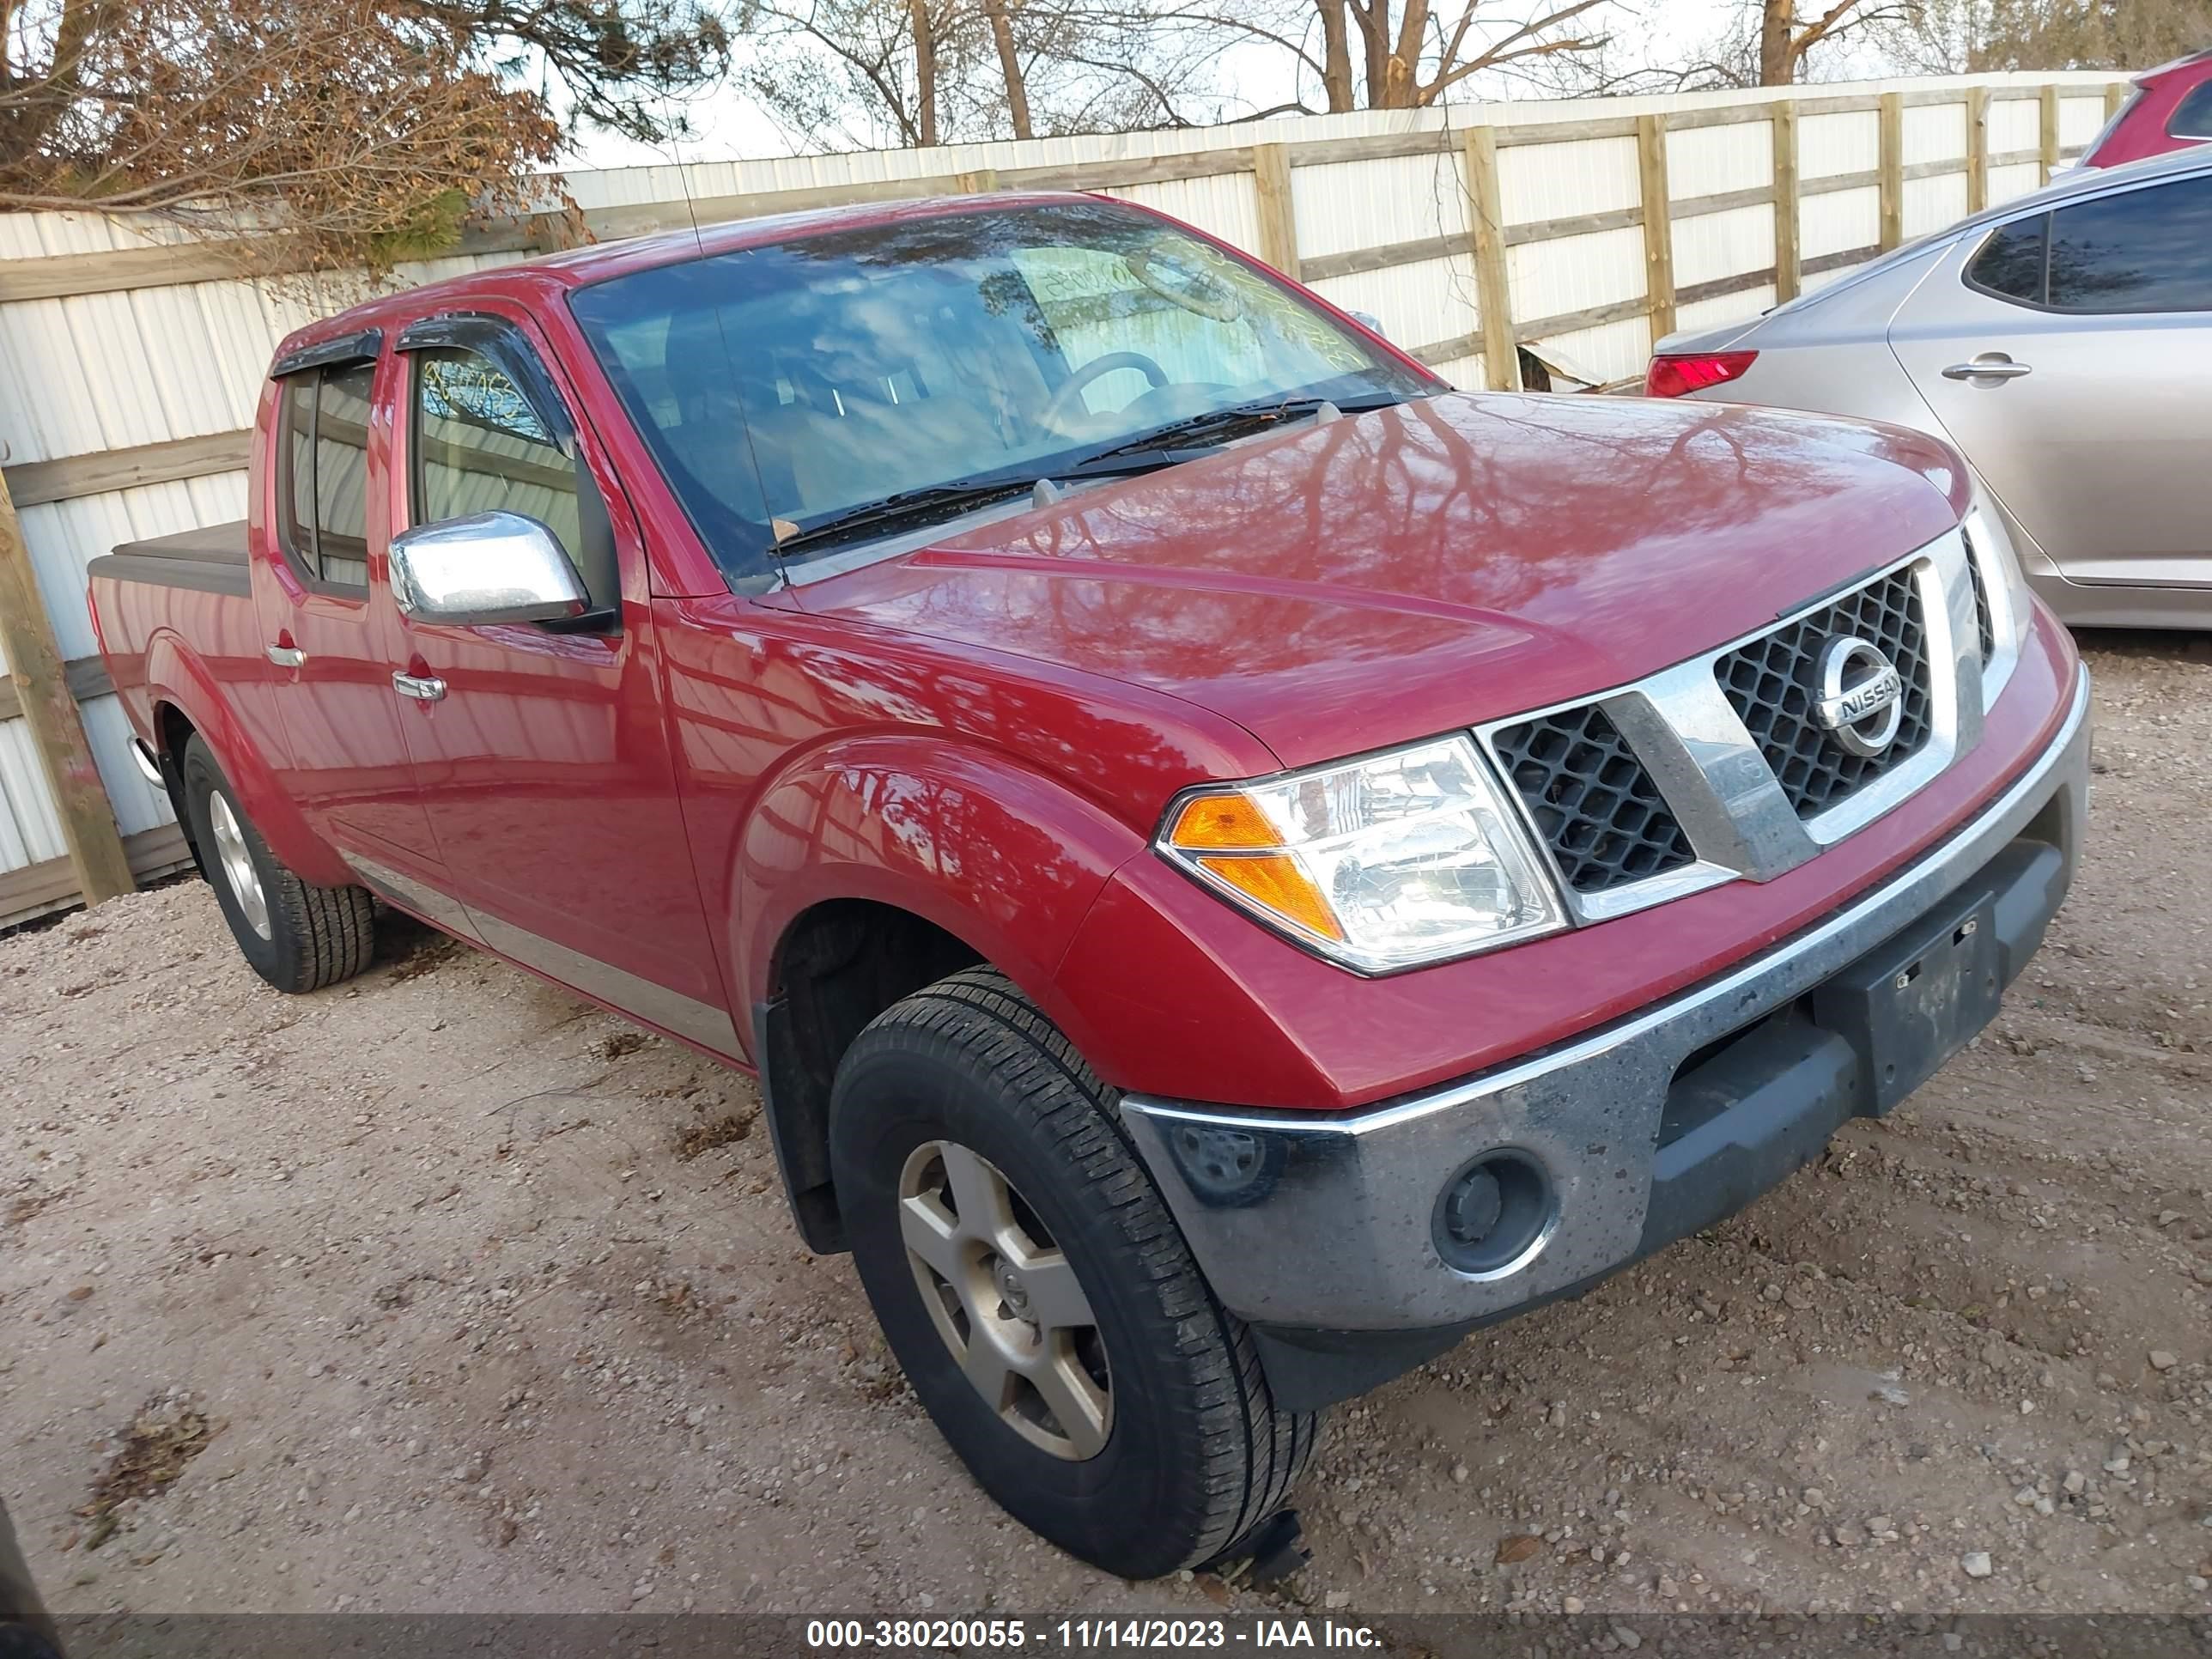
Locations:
88;192;2090;1580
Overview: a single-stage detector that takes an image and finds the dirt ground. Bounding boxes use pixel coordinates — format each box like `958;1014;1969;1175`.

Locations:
3;633;2209;1626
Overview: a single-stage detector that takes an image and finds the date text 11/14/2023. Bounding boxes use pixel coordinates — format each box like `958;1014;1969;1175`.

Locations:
803;1618;1384;1650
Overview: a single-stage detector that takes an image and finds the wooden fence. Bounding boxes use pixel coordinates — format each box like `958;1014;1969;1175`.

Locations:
0;70;2124;926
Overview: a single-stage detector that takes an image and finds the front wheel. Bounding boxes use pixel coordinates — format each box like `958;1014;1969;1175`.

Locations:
830;968;1316;1578
180;735;375;994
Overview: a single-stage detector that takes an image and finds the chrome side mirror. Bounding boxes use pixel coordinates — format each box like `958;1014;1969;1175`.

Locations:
388;511;588;628
1346;309;1389;340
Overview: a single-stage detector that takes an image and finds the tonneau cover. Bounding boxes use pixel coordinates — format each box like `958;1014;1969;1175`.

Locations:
88;521;251;598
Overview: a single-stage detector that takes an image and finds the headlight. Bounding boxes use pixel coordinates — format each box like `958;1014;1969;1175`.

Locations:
1156;735;1566;974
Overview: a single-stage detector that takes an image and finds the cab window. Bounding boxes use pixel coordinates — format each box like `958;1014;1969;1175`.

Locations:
410;345;583;559
275;361;376;592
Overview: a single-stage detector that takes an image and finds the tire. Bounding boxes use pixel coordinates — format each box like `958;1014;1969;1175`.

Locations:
179;735;375;994
830;967;1317;1578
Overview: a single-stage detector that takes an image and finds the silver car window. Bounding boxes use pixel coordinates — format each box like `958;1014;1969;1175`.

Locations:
1960;172;2212;314
2045;173;2212;312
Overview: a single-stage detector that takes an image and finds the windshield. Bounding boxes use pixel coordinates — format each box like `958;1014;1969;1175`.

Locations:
568;200;1433;580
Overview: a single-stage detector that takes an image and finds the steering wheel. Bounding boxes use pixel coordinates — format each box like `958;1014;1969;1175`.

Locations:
1040;351;1170;430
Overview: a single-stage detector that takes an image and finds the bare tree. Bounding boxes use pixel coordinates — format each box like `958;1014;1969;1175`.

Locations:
742;0;979;147
1109;0;1614;113
741;0;1236;147
0;0;727;270
1754;0;1917;82
981;0;1036;137
1655;0;1916;88
1884;0;2210;73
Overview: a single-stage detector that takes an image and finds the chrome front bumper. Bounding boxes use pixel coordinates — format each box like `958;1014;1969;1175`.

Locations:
1120;671;2091;1337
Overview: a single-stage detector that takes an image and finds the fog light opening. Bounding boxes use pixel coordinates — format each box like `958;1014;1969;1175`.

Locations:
1432;1150;1554;1278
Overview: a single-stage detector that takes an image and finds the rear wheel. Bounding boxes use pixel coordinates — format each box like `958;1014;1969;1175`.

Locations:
180;735;375;994
830;967;1316;1578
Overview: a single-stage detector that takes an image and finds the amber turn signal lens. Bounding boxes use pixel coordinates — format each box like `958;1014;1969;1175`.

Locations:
1195;854;1344;941
1167;793;1280;851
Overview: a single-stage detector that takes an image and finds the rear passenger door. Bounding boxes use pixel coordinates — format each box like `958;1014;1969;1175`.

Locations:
383;311;734;1052
252;350;441;863
1889;169;2212;587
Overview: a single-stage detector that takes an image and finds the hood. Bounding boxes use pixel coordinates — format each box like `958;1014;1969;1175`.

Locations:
792;392;1970;771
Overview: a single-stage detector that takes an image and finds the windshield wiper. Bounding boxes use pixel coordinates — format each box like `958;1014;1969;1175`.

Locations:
1067;392;1413;470
773;454;1183;556
773;479;1038;556
773;392;1415;557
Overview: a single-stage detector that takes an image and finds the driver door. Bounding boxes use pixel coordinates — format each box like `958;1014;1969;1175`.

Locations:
382;307;734;1052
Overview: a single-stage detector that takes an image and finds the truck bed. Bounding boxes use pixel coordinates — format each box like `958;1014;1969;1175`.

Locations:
86;521;261;755
86;521;250;599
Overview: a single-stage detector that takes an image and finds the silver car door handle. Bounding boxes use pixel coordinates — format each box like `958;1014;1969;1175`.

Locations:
392;671;447;702
1942;358;2033;380
264;644;307;668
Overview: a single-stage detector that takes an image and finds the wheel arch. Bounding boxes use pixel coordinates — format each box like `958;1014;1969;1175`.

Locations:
755;896;991;1252
729;735;1152;1250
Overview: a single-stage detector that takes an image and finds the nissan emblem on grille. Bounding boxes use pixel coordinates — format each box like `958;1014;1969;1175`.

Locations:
1811;635;1905;759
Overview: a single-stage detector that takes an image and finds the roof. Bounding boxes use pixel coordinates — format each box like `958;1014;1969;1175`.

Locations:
281;190;1104;358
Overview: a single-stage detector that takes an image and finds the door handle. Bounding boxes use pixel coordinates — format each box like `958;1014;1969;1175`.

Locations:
392;671;447;702
264;643;307;668
1942;356;2033;381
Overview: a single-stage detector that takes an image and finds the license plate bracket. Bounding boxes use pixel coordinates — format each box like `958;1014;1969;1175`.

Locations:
1811;884;2004;1118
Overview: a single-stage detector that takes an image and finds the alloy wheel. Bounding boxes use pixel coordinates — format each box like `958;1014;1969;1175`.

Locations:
207;792;271;941
897;1139;1112;1460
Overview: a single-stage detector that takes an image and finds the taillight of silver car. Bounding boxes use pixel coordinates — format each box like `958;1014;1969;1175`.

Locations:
1644;350;1758;398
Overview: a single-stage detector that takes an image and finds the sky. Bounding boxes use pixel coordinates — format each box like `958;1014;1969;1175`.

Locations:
564;0;1877;173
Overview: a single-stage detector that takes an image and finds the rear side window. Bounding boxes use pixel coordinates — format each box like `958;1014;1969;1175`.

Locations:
1966;216;2047;303
2170;82;2212;141
275;361;377;592
2046;174;2212;311
313;363;374;587
411;346;582;560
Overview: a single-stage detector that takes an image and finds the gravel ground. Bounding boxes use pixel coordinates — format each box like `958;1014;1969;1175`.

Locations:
3;634;2209;1624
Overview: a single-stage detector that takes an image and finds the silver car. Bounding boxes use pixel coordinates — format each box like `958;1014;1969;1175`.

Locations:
1648;147;2212;629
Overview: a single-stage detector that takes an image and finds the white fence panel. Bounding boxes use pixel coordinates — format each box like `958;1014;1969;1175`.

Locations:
1674;203;1775;289
1290;154;1468;259
1310;256;1479;349
1668;122;1771;198
1906;102;1967;161
1508;223;1645;321
1803;185;1881;259
2058;96;2106;146
1990;98;2042;152
1905;173;1971;237
1498;137;1639;222
1802;110;1879;178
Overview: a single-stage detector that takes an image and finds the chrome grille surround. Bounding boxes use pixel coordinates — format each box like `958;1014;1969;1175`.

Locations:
1960;513;2025;710
1478;527;1984;926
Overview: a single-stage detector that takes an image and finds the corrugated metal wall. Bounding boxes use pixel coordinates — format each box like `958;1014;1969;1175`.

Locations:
0;70;2123;919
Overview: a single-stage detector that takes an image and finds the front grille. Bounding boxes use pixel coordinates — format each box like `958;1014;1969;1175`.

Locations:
1715;565;1934;819
1492;702;1696;894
